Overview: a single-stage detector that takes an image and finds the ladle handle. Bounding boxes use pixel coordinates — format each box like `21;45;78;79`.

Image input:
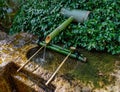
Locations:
45;52;71;85
17;46;44;72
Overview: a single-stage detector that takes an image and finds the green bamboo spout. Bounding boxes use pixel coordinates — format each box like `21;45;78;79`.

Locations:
45;8;90;44
45;16;74;44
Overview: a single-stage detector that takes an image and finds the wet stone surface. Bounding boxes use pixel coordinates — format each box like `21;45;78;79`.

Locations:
0;32;120;92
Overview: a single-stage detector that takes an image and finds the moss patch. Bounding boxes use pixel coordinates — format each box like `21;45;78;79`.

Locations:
69;49;119;87
40;49;119;88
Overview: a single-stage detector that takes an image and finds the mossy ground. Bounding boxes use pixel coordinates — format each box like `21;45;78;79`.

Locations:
43;49;119;88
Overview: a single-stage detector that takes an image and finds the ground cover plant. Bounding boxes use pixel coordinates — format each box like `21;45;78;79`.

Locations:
0;0;10;30
10;0;120;54
0;0;23;32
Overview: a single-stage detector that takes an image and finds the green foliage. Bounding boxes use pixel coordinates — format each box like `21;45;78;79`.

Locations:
10;0;120;54
0;0;24;32
0;0;9;24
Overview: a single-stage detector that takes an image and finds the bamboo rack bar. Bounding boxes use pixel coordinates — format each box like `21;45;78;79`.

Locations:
39;42;86;62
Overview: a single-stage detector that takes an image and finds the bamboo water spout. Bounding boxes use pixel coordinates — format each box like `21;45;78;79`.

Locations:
45;8;90;44
45;16;74;44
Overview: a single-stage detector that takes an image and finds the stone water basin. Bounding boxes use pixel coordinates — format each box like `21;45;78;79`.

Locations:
0;32;120;92
0;62;55;92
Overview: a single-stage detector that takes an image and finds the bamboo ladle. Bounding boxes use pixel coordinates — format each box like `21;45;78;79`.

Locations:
45;47;76;85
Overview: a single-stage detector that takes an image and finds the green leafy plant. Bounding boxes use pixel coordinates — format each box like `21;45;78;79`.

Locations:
10;0;120;54
0;0;9;27
0;0;24;32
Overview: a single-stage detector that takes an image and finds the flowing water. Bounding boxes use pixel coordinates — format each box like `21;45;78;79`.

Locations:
42;45;47;64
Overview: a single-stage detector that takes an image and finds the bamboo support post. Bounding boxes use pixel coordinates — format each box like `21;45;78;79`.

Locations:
17;45;44;72
45;52;71;85
50;43;70;52
45;16;74;44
